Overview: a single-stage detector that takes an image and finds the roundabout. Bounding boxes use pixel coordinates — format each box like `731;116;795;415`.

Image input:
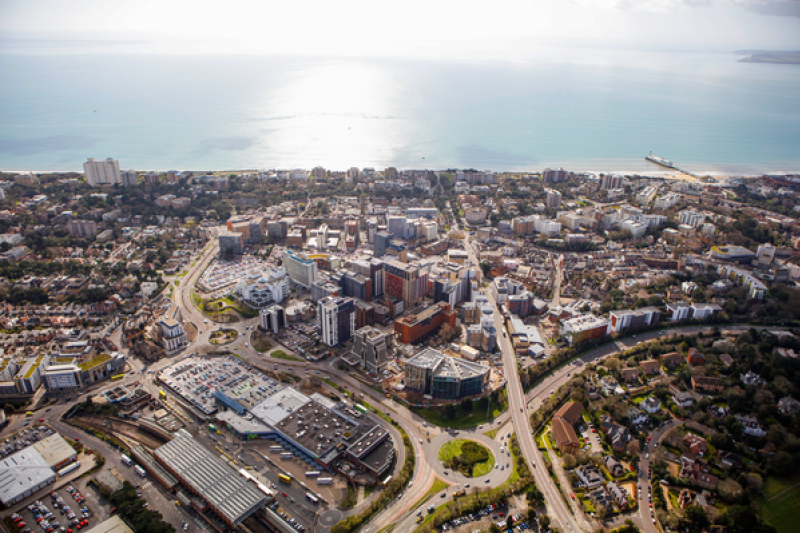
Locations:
425;430;510;487
438;439;494;478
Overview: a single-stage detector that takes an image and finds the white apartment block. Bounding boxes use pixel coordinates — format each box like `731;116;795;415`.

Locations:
83;158;121;187
602;174;624;190
654;192;681;209
678;210;705;228
160;318;188;351
635;186;658;205
283;250;318;288
620;218;646;238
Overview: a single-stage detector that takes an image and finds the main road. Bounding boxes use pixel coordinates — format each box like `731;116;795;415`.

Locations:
461;227;584;533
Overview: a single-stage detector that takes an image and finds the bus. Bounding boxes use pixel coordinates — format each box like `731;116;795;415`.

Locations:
121;455;132;466
278;474;292;484
134;465;147;478
355;404;367;414
111;374;124;381
305;471;321;478
159;390;166;400
306;493;319;504
381;475;392;487
280;453;293;460
270;446;283;452
317;478;333;485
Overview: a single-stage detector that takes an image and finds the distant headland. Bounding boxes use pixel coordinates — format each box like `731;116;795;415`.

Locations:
735;50;800;65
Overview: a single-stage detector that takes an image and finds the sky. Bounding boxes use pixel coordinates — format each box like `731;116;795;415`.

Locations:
0;0;798;61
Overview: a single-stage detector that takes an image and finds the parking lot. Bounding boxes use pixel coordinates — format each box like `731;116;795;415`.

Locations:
1;424;55;458
197;256;267;293
159;355;276;416
10;484;99;533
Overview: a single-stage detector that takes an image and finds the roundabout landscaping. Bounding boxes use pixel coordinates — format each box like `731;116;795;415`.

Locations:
209;328;238;345
438;439;495;478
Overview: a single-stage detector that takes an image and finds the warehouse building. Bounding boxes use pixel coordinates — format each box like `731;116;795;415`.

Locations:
154;429;267;527
0;447;56;506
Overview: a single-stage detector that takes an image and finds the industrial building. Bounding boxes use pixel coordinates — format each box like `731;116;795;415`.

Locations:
161;356;396;483
404;348;490;400
154;429;267;527
0;433;77;506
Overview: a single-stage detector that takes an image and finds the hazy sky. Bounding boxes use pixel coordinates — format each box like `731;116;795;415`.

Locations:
1;0;798;60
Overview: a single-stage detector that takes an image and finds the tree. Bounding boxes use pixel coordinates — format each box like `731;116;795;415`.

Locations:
717;478;744;502
563;454;577;469
745;472;763;491
538;515;551;531
684;505;709;532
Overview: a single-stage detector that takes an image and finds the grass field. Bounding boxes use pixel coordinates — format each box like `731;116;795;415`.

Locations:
412;398;507;429
438;439;495;478
271;350;302;362
759;478;800;533
251;333;273;353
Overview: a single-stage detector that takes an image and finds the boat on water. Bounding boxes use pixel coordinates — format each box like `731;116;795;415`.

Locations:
645;152;675;169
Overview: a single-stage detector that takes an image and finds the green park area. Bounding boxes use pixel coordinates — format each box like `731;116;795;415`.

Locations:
758;475;800;533
438;439;494;478
412;394;507;429
192;291;258;320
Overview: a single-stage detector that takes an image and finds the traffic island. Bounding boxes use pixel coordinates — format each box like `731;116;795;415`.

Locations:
438;439;495;478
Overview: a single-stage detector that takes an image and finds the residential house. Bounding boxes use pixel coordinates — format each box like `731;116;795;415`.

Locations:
576;464;604;489
600;414;631;452
736;414;767;437
778;396;800;416
719;353;734;368
691;376;725;394
606;482;629;509
687;348;705;366
600;375;622;396
682;433;708;456
588;487;613;511
602;455;625;478
639;359;661;376
660;352;682;368
678;489;693;509
621;367;640;383
740;371;765;386
626;406;648;426
717;450;743;469
585;381;601;401
673;391;694;408
641;396;662;414
707;405;729;419
680;457;718;490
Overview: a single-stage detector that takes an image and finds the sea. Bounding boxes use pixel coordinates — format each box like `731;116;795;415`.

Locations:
1;45;799;174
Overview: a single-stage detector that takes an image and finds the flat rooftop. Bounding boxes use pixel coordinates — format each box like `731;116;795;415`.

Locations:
249;386;310;426
276;399;363;459
154;429;266;526
83;516;134;533
32;433;76;468
0;447;55;506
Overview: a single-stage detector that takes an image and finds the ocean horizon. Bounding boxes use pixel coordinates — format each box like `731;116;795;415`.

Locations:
1;45;799;175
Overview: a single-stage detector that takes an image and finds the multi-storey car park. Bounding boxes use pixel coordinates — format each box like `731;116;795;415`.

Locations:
159;356;396;483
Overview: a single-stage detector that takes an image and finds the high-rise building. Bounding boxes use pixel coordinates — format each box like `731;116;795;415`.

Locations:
83;158;121;187
353;326;390;375
259;305;286;334
312;166;326;179
546;189;562;208
318;296;356;347
218;231;244;255
283;250;318;288
159;318;188;351
602;174;624;190
542;167;568;183
384;259;427;309
68;219;97;238
121;171;138;186
337;270;371;302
